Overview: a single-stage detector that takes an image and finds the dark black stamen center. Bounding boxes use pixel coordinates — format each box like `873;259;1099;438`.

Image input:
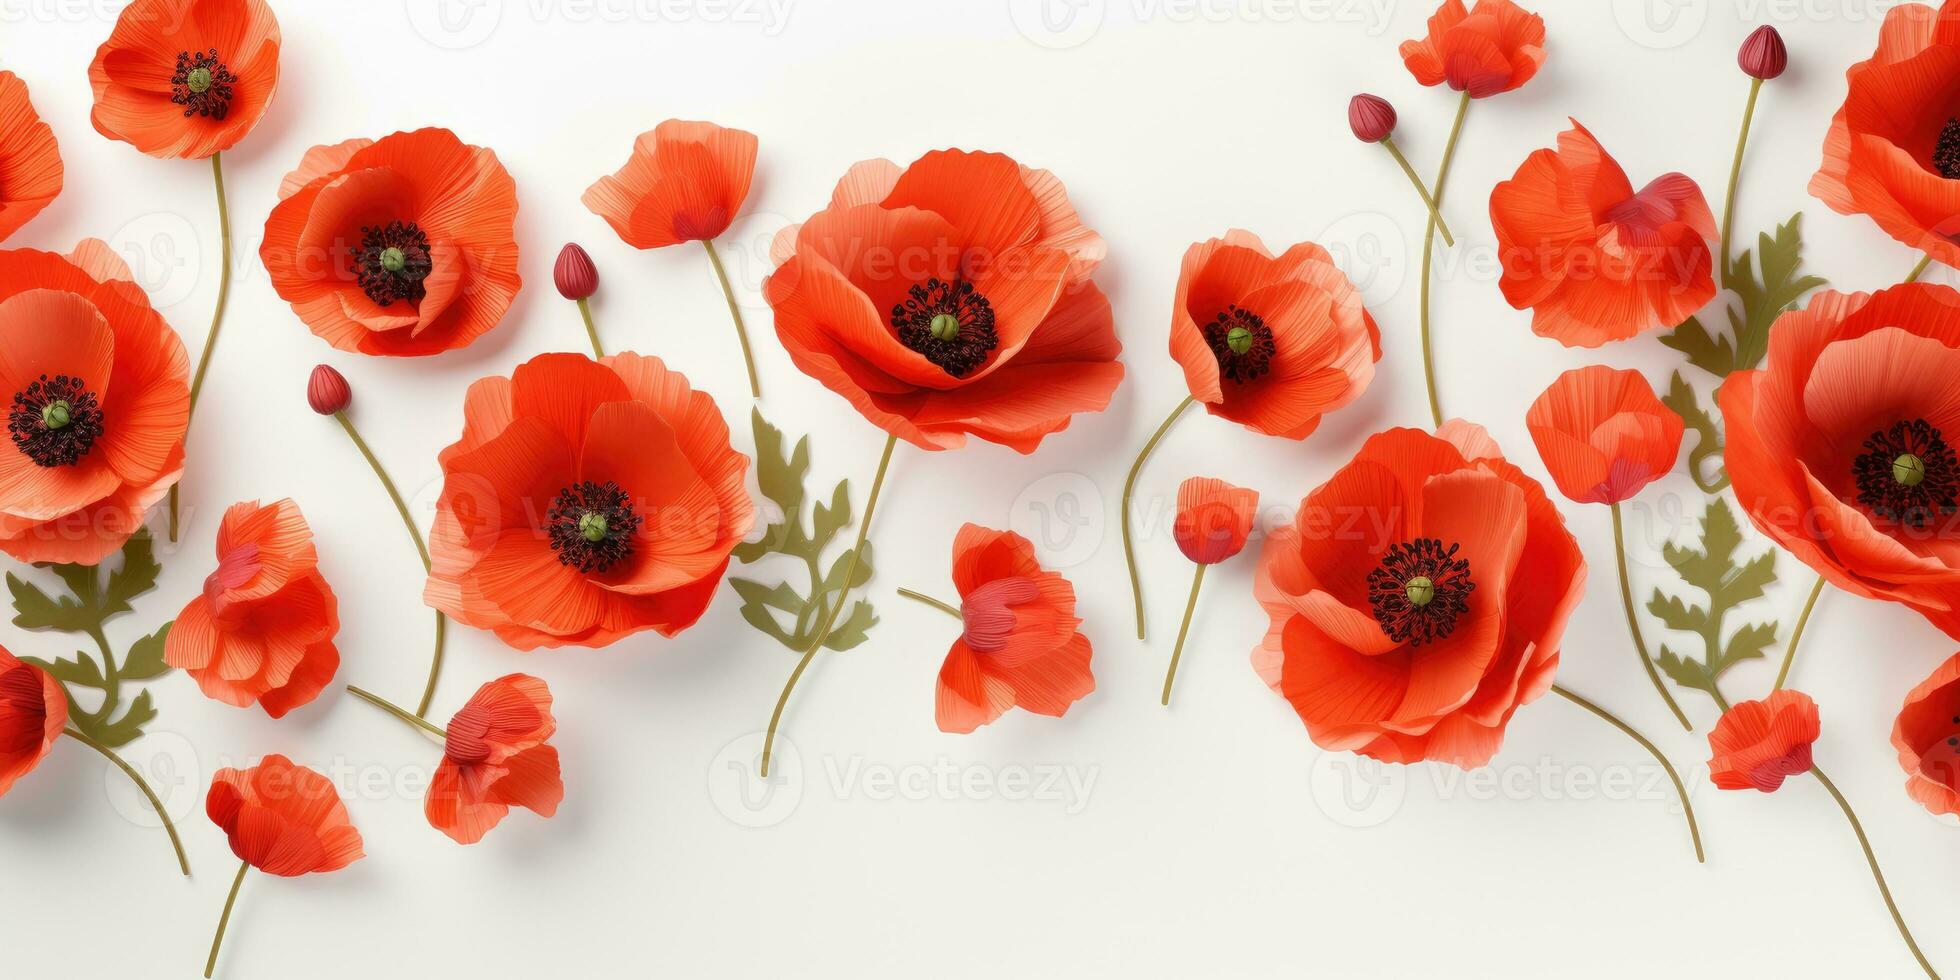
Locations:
1203;306;1277;383
547;481;641;574
1367;538;1475;646
353;221;434;306
890;278;998;378
9;375;104;468
1936;118;1960;180
170;49;236;120
1854;418;1959;528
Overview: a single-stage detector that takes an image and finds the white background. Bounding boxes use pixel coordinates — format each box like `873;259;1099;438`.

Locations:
0;0;1954;977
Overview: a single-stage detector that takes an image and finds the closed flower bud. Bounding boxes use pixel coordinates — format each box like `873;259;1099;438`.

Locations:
554;243;598;300
1348;93;1397;143
307;364;351;415
1738;25;1787;80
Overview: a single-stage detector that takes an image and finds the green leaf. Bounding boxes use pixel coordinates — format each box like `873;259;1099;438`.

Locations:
1648;498;1781;703
728;578;805;616
823;601;878;652
24;651;105;689
102;527;161;613
7;573;91;632
119;623;172;681
1662;372;1728;494
81;690;156;749
1662;212;1825;378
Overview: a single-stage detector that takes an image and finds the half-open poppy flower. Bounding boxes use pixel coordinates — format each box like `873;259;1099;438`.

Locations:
425;352;753;650
1721;282;1960;638
0;646;66;798
1399;0;1547;98
0;242;190;565
1810;1;1960;268
1253;421;1586;768
1708;690;1819;792
1169;230;1381;440
165;499;339;718
427;673;562;844
1893;652;1960;816
206;754;363;876
1526;366;1683;505
1491;121;1717;348
926;524;1093;734
260;128;521;357
765;148;1122;453
88;0;281;160
1174;477;1259;565
0;72;61;243
583;120;756;249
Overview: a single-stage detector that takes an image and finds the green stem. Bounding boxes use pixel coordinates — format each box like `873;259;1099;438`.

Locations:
1381;136;1454;246
63;727;189;876
203;860;247;978
1419;92;1470;429
577;297;603;358
332;411;446;716
346;685;448;739
703;239;761;399
761;434;897;778
1161;564;1208;707
1552;684;1704;864
1774;577;1824;692
1612;504;1692;731
1719;77;1762;287
1122;397;1195;640
897;588;960;619
1812;766;1940;979
85;626;120;726
169;152;233;543
1906;253;1934;284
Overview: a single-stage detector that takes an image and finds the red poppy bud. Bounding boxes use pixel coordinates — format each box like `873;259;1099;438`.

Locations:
307;364;351;416
1738;26;1787;80
1348;94;1396;143
554;243;598;300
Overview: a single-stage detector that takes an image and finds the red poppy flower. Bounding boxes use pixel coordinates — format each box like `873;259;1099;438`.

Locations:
427;673;562;845
1525;366;1683;504
934;524;1093;734
1168;231;1380;440
1720;282;1960;638
0;242;190;565
425;352;753;650
165;499;339;718
582;120;757;248
1810;1;1960;268
1708;690;1820;792
1174;477;1260;565
88;0;280;160
1491;121;1717;348
0;646;66;798
1399;0;1547;98
1252;422;1586;768
765;149;1122;453
0;72;61;243
1893;652;1960;816
260;128;521;357
206;754;363;876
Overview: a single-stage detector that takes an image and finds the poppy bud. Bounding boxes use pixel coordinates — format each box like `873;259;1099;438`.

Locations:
1348;94;1396;143
554;243;598;300
1738;25;1787;80
307;364;351;416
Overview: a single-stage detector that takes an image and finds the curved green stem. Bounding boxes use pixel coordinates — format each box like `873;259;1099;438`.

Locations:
897;588;960;619
332;411;446;716
346;685;448;739
703;239;761;399
577;297;603;358
761;434;897;778
1381;137;1454;246
1419;92;1470;429
1774;577;1825;692
1907;253;1934;284
1718;77;1762;287
63;727;189;876
1812;765;1940;979
169;151;234;543
1122;397;1195;640
1612;504;1692;731
1552;684;1704;864
204;860;247;978
1161;564;1207;707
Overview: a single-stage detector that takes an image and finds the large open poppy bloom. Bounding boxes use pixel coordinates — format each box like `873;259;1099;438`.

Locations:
1810;0;1960;268
425;352;753;650
165;499;339;718
1526;366;1683;505
1253;422;1586;768
583;120;756;249
87;0;280;160
1491;121;1717;348
1894;652;1960;816
261;128;521;357
930;524;1093;734
0;72;61;243
428;674;562;844
765;148;1122;453
1169;231;1381;440
1708;690;1819;792
0;646;66;799
0;243;190;565
1721;283;1960;638
1399;0;1546;98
